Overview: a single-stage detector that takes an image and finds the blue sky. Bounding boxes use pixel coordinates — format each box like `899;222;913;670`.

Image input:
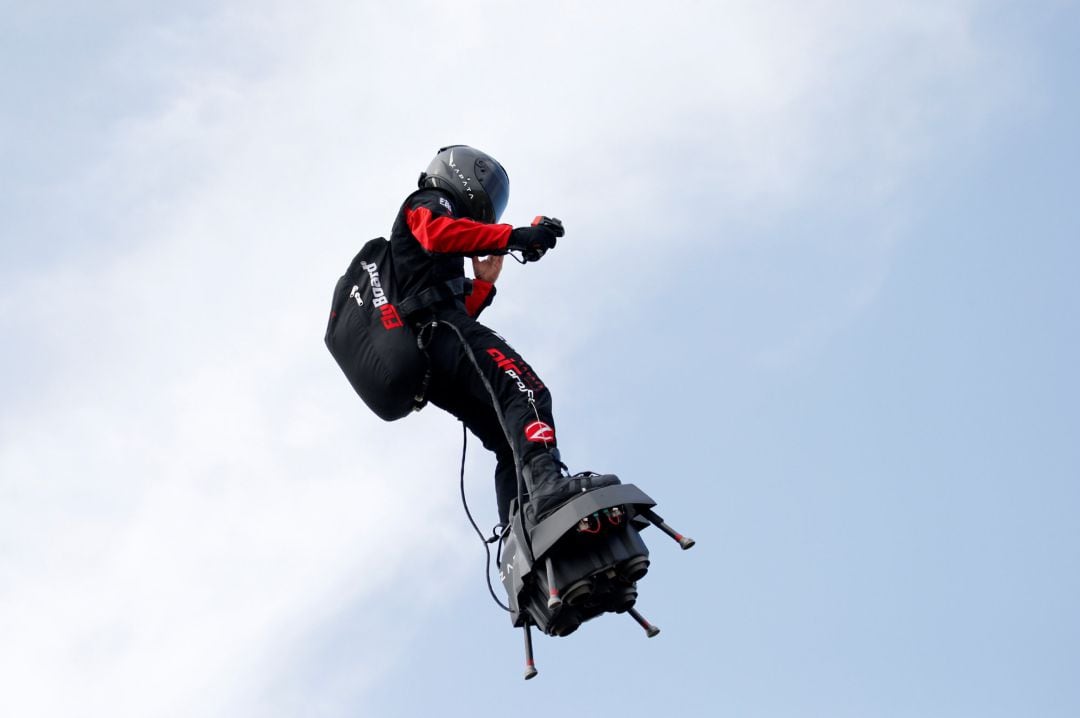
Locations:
2;1;1078;716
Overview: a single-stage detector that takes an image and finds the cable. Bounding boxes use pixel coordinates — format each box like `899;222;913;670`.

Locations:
458;422;511;612
427;319;529;530
423;316;540;613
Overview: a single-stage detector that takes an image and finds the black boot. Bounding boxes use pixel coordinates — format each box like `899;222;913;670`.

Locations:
522;451;620;521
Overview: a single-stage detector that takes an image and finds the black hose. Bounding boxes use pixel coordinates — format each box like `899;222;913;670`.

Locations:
458;423;511;612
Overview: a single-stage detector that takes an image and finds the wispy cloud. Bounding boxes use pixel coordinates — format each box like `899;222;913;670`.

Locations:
0;1;1015;715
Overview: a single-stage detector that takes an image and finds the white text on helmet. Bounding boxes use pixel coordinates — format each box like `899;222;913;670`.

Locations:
447;149;476;201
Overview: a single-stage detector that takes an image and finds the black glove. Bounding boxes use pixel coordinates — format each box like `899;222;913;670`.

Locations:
508;217;564;262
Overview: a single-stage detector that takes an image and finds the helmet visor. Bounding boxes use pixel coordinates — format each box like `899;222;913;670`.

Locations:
487;174;509;223
473;154;509;223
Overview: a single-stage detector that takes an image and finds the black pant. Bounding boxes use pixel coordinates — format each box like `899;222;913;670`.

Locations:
420;303;556;524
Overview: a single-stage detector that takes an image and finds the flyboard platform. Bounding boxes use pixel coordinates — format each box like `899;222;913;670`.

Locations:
498;482;694;679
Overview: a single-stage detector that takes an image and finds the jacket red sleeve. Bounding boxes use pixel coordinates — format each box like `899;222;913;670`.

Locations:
404;191;511;256
465;278;496;317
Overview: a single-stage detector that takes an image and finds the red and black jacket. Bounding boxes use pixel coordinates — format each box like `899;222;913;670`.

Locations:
390;188;512;318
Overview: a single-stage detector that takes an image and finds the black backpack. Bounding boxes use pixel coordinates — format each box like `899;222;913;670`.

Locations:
324;237;429;421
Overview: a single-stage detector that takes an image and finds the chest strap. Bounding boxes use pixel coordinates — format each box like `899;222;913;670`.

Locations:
398;277;466;318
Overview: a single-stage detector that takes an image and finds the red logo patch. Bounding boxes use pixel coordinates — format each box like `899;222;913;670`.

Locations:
379;304;403;329
486;348;523;374
525;421;555;444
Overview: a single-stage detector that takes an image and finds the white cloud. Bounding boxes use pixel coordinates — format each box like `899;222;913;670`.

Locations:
0;1;1012;715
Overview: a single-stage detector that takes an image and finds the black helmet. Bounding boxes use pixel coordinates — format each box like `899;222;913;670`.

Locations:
418;145;509;224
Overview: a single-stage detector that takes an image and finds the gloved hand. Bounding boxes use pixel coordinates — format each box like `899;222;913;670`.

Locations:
508;216;564;262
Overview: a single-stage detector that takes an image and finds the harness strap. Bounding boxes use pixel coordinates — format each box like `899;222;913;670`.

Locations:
410;318;443;413
399;277;466;318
